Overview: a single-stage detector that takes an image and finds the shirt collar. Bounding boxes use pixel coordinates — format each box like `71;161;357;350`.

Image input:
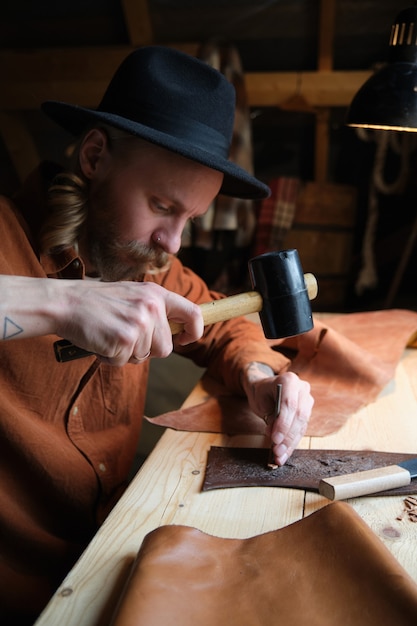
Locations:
40;247;85;279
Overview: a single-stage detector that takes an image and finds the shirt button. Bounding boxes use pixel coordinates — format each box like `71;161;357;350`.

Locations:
72;259;81;269
99;463;107;473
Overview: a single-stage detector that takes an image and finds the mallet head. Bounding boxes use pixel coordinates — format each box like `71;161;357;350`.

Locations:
249;249;314;339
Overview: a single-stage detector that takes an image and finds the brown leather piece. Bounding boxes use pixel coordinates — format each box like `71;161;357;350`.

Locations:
147;378;264;435
110;502;417;626
202;447;417;495
284;309;417;435
148;309;417;436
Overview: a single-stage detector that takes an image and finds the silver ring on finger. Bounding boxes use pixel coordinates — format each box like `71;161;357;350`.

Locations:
132;350;151;364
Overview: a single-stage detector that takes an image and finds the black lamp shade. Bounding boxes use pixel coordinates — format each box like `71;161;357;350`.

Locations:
346;63;417;131
346;5;417;132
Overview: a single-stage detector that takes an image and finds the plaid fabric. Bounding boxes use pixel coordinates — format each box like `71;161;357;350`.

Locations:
253;177;301;256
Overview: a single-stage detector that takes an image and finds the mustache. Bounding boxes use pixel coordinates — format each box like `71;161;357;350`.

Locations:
113;239;169;268
92;237;170;282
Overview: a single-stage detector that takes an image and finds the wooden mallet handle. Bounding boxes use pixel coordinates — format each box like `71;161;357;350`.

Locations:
169;273;317;334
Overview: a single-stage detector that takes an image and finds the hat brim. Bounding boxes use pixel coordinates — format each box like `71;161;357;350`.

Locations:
42;101;270;200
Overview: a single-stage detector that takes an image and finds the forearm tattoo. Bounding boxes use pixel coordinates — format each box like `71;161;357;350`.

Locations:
2;316;24;340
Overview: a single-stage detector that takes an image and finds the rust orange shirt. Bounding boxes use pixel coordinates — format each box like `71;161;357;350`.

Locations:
0;176;288;622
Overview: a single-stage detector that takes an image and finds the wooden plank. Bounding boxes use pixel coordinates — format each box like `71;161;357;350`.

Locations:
284;230;355;275
282;181;357;308
307;352;417;583
314;0;337;183
318;0;336;72
0;47;197;82
245;70;369;108
295;181;357;227
314;108;330;183
0;47;370;110
121;0;153;46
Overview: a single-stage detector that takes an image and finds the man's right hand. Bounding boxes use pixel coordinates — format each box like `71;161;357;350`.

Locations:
0;275;204;366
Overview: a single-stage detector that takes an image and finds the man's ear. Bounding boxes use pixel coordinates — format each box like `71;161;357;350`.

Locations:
78;128;108;179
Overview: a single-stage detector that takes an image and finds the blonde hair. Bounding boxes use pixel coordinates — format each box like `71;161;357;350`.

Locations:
41;170;87;253
40;125;134;254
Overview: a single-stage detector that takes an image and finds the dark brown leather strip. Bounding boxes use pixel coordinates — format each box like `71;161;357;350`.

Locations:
203;447;417;496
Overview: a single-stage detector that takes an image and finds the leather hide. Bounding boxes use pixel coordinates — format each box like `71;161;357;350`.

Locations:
110;502;417;626
147;309;417;436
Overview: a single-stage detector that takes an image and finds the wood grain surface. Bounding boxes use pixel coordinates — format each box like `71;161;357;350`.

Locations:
35;349;417;626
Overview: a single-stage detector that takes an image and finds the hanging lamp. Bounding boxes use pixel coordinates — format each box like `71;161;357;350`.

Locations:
346;5;417;132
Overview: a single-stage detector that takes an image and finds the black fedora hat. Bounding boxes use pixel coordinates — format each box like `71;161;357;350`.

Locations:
42;46;270;200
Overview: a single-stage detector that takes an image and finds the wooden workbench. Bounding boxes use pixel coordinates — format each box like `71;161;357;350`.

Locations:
36;348;417;625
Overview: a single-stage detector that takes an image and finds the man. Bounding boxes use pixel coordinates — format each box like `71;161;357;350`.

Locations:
0;46;313;623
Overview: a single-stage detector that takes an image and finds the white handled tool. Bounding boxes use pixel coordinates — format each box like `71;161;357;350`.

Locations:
319;457;417;500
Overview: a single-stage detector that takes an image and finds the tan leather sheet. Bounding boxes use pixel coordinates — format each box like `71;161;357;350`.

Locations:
202;447;417;495
147;309;417;436
110;501;417;626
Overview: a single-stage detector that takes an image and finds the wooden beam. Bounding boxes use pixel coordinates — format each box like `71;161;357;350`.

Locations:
318;0;336;72
245;70;369;108
314;108;331;183
121;0;153;46
0;48;369;112
0;46;198;82
1;70;369;111
315;0;337;183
